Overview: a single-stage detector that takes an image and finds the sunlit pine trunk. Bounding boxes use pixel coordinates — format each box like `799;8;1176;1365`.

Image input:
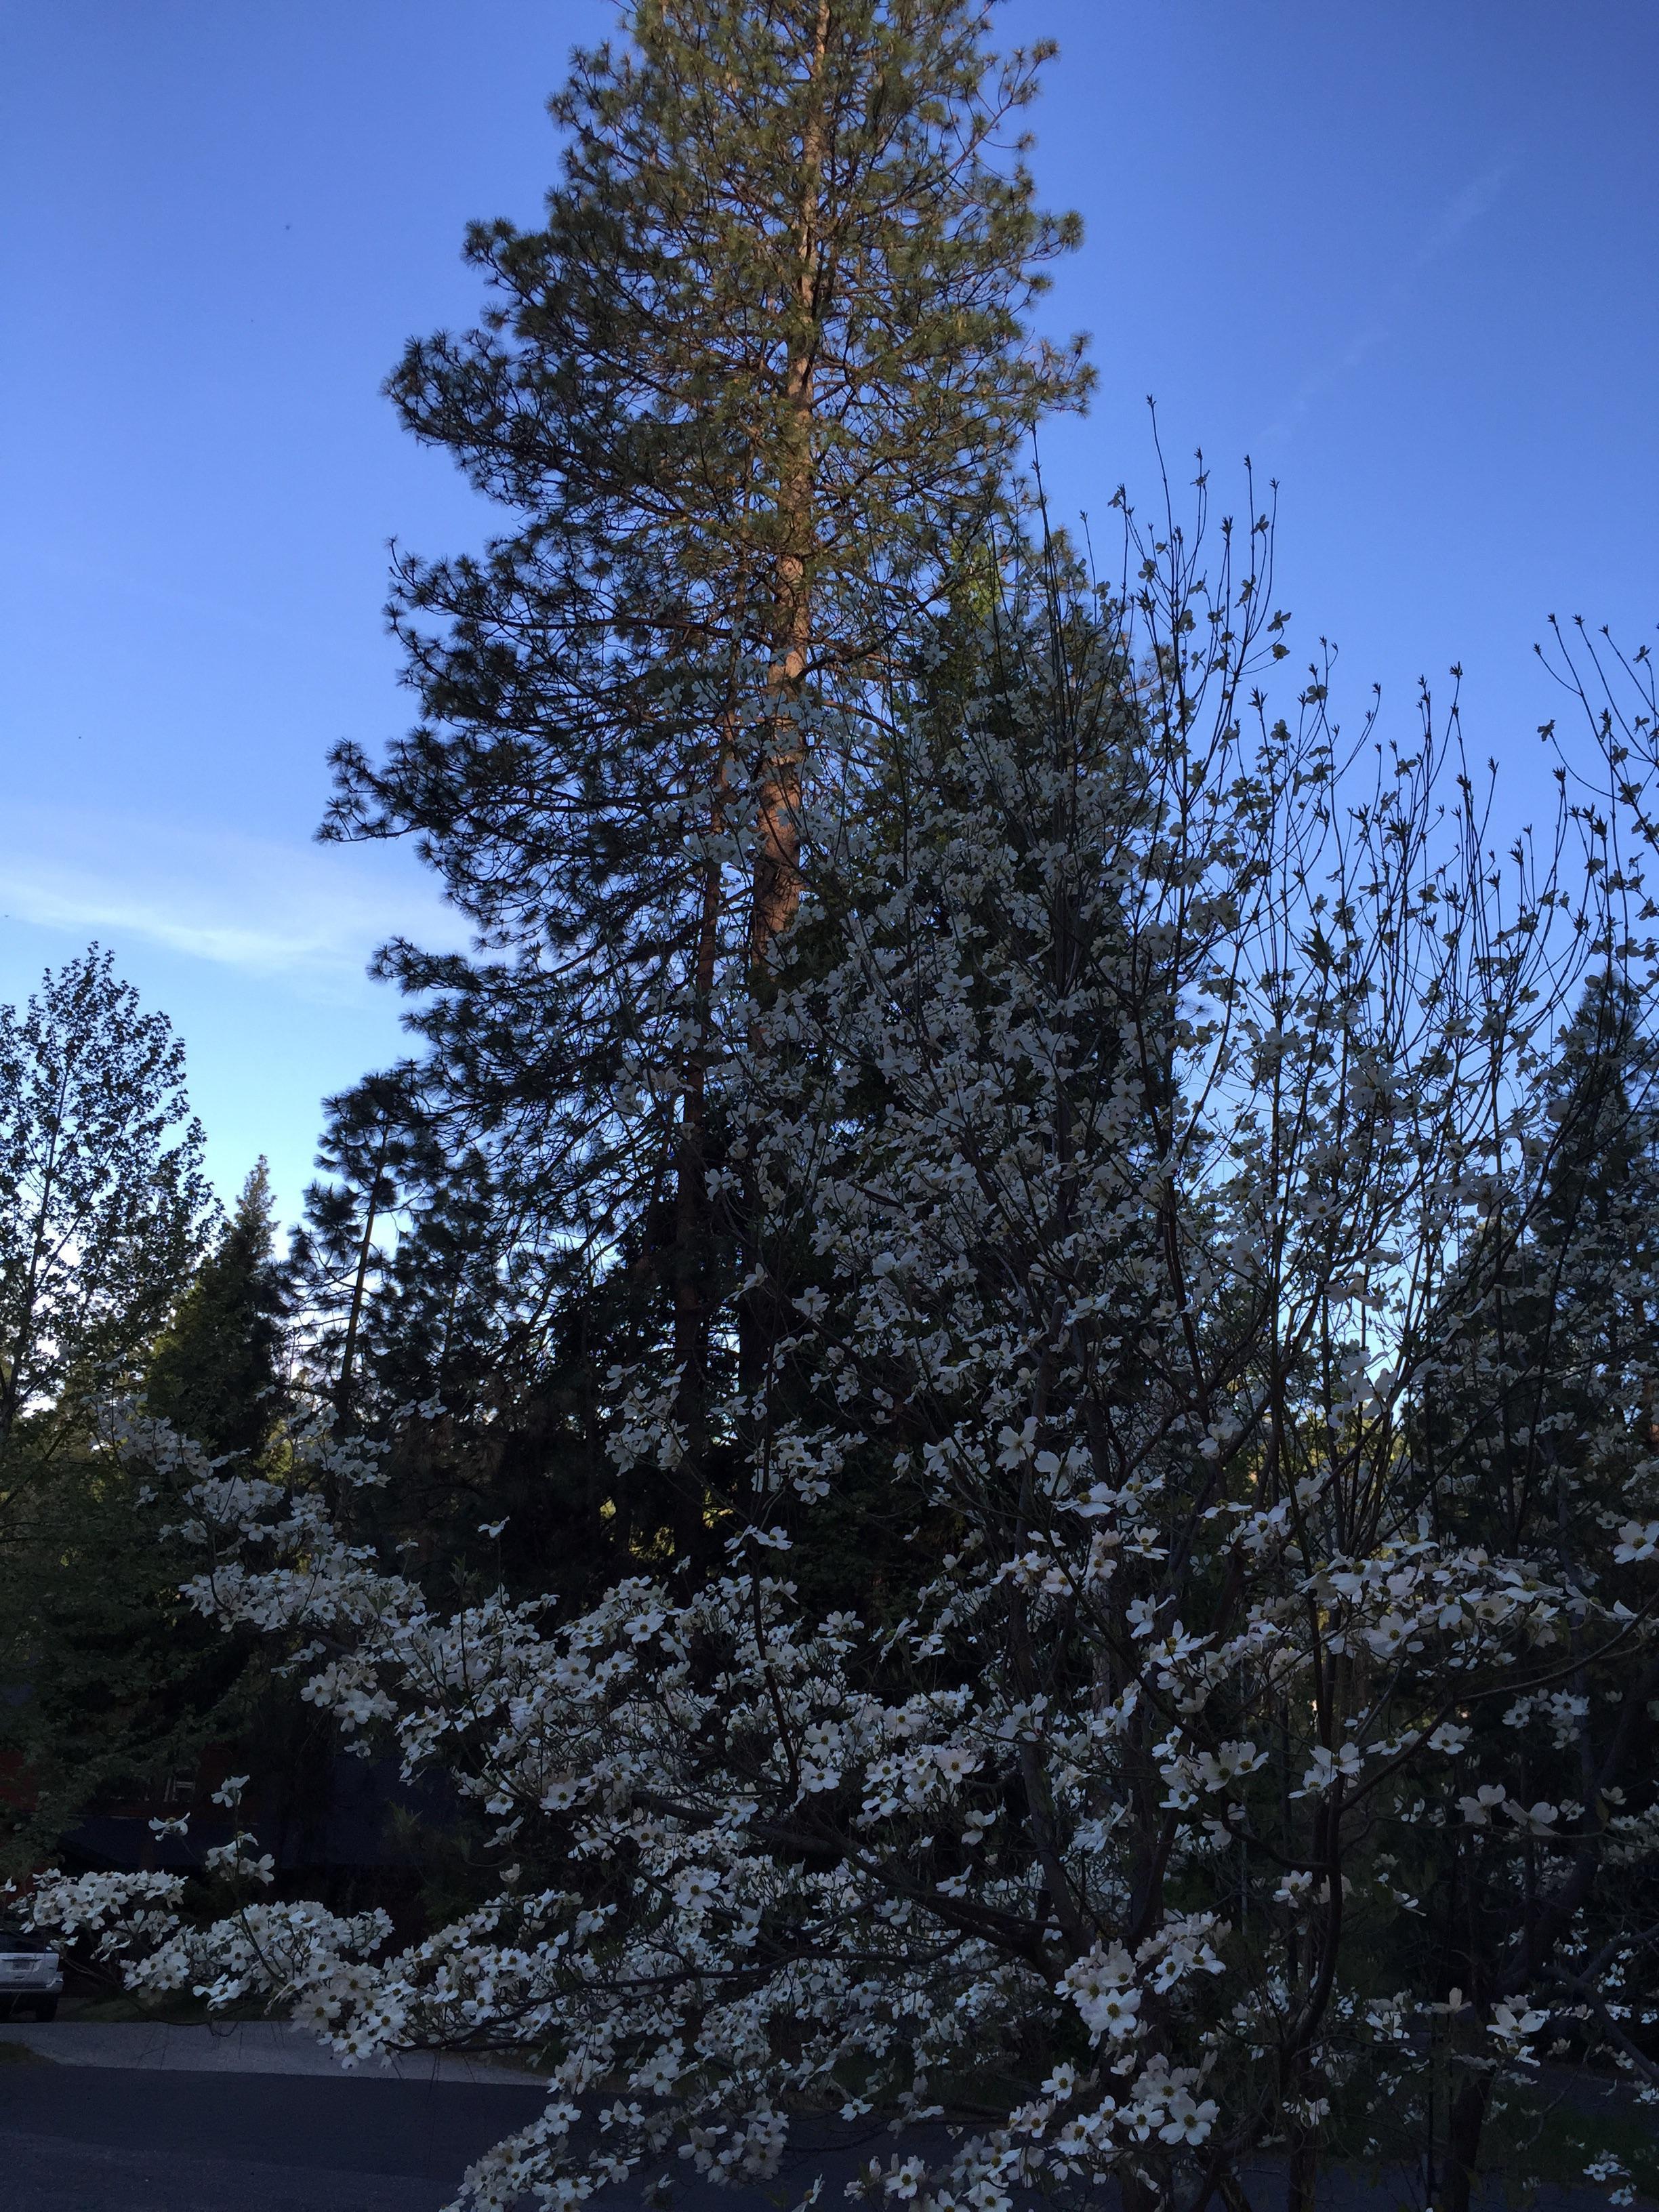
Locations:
736;3;829;1416
748;0;829;972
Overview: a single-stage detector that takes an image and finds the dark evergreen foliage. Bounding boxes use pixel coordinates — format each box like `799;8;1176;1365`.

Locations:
148;1160;287;1460
317;0;1092;1540
287;1069;428;1429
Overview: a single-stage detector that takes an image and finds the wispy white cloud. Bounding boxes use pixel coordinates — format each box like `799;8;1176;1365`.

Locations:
1262;162;1512;446
0;804;462;1000
1420;166;1510;260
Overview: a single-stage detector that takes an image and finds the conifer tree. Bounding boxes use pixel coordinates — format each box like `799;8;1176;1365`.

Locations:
361;1151;504;1426
325;0;1092;1512
298;1135;651;1610
288;1070;427;1431
0;1450;248;1879
1399;975;1659;2205
148;1160;287;1459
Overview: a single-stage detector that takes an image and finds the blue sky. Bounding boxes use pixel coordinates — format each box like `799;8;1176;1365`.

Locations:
2;1;1656;1222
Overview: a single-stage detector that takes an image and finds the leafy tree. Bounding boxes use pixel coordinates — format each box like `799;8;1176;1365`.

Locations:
326;0;1092;1513
0;947;212;1484
47;527;1659;2212
147;1160;287;1460
0;956;226;1871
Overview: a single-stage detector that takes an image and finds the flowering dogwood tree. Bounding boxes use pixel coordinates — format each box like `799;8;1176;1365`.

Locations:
24;512;1659;2212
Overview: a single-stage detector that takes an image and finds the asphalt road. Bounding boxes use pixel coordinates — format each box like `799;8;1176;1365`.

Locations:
0;2058;941;2212
0;2060;550;2211
0;2015;542;2078
0;2056;866;2212
0;2046;1646;2211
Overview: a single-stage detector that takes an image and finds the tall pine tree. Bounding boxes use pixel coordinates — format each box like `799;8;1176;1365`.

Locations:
325;0;1091;1523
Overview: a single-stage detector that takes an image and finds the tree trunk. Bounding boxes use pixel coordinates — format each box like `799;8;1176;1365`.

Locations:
749;0;829;970
1282;2116;1319;2212
334;1129;391;1434
1432;2073;1492;2212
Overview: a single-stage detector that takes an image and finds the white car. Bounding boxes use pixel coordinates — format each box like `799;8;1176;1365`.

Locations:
0;1930;61;2021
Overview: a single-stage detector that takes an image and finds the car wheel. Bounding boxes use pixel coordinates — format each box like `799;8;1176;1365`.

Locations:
30;1999;56;2022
